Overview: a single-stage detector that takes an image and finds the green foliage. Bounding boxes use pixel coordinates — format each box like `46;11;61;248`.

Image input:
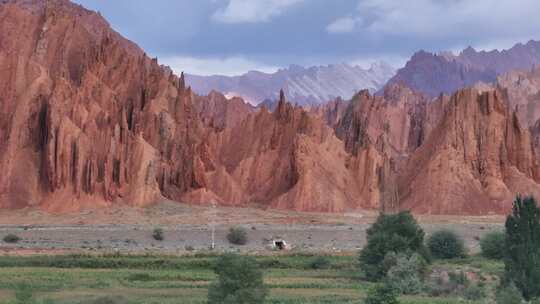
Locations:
495;283;523;304
80;296;129;304
427;230;466;259
364;284;400;304
425;271;470;297
463;284;485;301
126;273;153;281
227;227;248;245
504;195;540;300
13;283;33;304
3;233;21;243
309;256;331;270
480;231;506;260
383;252;427;295
152;228;164;241
359;211;428;281
207;254;268;304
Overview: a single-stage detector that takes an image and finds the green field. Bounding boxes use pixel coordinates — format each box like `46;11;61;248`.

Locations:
0;253;503;304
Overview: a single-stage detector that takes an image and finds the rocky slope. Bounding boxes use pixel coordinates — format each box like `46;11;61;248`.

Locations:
2;0;540;215
0;0;252;211
386;41;540;97
186;62;396;106
399;88;540;214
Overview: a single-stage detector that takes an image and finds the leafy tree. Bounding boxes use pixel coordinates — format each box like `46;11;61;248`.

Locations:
504;195;540;300
359;211;428;281
495;283;523;304
208;254;268;304
480;231;506;259
427;230;466;259
364;284;400;304
383;252;427;295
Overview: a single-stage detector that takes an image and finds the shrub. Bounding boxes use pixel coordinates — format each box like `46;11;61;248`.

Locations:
427;230;466;259
364;284;400;304
83;296;129;304
480;231;506;259
126;273;153;281
495;283;523;304
359;211;428;281
227;227;248;245
425;271;469;297
152;228;164;241
309;256;331;270
384;252;427;295
463;284;485;301
3;234;21;243
504;195;540;300
207;254;268;304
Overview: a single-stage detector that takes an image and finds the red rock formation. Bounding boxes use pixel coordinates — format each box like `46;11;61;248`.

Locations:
3;0;540;215
399;88;540;214
0;0;214;211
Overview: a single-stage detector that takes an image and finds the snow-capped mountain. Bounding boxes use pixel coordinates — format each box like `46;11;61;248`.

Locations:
186;62;395;106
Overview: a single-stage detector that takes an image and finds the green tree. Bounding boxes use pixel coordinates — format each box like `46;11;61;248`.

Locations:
359;211;428;281
208;254;268;304
504;195;540;300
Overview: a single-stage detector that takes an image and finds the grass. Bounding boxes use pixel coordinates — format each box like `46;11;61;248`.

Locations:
0;253;502;304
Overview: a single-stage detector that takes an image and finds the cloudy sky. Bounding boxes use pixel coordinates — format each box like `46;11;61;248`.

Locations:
74;0;540;76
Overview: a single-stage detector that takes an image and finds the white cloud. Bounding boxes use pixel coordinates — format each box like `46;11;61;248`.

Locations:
160;56;279;76
327;0;540;44
212;0;303;24
326;16;362;34
372;0;539;38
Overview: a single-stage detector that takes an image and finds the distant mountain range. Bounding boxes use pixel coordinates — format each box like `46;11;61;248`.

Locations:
385;40;540;97
186;62;395;106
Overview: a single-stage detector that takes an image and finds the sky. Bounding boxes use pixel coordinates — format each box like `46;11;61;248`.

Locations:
73;0;540;76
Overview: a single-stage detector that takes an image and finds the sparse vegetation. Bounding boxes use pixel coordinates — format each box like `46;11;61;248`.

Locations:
208;254;268;304
359;211;428;281
227;226;248;245
427;230;466;259
3;233;21;243
152;228;164;241
480;231;506;259
504;195;540;300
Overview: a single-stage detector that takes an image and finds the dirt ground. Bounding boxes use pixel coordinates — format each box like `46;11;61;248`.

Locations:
0;201;505;255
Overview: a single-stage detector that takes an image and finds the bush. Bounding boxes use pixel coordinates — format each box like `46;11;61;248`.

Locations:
427;230;466;259
495;283;523;304
384;252;427;295
152;228;164;241
208;254;268;304
504;195;540;300
308;256;331;269
480;231;506;259
82;296;129;304
364;284;400;304
3;234;21;243
227;227;248;245
425;271;469;297
359;211;428;281
463;284;485;301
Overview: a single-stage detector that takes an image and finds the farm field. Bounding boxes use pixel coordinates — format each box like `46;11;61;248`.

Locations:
0;253;503;304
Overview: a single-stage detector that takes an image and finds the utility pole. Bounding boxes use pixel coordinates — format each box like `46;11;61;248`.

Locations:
210;200;216;250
